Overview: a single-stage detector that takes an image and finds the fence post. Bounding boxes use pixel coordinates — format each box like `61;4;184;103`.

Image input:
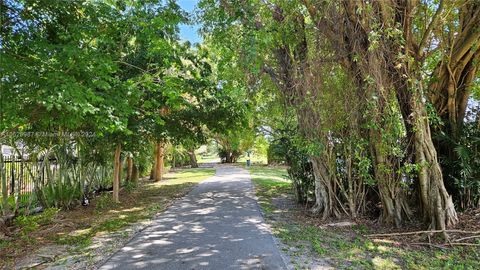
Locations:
11;157;15;195
20;160;23;198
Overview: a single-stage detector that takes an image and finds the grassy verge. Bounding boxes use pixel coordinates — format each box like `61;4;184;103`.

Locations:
197;152;221;163
249;165;291;216
0;167;215;268
249;165;480;270
238;154;268;165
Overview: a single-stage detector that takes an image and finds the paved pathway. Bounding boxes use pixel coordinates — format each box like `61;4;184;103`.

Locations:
100;166;287;270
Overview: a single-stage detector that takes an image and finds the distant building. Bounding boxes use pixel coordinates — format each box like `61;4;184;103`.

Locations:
1;145;14;157
1;143;27;158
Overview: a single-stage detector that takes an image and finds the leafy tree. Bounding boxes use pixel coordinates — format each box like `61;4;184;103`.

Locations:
199;0;480;233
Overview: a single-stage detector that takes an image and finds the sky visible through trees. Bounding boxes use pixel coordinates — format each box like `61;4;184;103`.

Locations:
178;0;202;43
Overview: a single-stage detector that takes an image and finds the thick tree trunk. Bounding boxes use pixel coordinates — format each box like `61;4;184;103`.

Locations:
337;1;455;229
412;96;458;230
225;151;232;163
132;161;139;183
310;156;333;220
112;143;121;203
374;160;407;227
231;152;239;163
153;141;164;182
429;7;480;134
126;156;133;182
188;148;198;168
160;145;164;177
118;157;123;184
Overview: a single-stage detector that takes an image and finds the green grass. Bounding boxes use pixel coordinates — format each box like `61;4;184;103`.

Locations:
238;154;268;165
248;165;480;270
197;153;221;163
249;165;290;185
195;151;268;165
163;168;216;183
248;165;291;216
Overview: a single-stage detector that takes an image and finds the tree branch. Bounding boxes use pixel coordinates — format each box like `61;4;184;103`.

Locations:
418;0;444;56
261;65;282;90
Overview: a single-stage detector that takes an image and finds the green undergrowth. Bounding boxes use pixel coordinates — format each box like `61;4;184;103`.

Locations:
272;223;480;269
249;165;480;270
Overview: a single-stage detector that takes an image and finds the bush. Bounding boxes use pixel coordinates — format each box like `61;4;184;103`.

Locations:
286;148;315;205
267;141;286;164
438;116;480;209
39;180;83;209
269;134;315;204
171;152;190;167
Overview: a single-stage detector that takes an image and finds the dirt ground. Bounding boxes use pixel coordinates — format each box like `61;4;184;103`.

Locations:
250;165;480;270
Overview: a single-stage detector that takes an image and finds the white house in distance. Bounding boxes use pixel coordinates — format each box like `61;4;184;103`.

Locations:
1;143;28;158
1;145;14;157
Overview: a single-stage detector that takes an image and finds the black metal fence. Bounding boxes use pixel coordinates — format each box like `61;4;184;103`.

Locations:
1;156;58;204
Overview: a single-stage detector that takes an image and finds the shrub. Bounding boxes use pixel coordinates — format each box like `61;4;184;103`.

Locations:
267;141;286;164
39;179;83;209
269;134;315;204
